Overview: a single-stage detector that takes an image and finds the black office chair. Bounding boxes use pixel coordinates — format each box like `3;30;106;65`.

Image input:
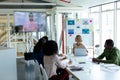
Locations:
24;52;34;60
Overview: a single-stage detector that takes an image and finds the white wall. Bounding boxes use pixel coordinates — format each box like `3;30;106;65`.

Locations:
0;47;17;80
53;7;88;53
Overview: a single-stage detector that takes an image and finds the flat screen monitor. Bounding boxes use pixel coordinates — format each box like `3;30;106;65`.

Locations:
14;11;47;33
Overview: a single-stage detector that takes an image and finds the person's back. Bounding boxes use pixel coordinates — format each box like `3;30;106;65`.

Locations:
100;47;120;66
33;36;48;66
112;47;120;66
34;50;44;65
43;40;69;80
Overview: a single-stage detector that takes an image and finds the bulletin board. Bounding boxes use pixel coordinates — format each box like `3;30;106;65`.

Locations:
66;18;93;48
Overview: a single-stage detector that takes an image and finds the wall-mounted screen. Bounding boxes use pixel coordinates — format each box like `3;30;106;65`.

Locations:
14;11;47;33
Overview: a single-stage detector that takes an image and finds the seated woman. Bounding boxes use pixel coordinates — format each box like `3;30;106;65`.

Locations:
33;36;48;66
43;40;70;80
73;35;88;56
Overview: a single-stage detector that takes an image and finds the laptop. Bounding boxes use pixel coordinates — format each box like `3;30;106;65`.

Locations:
74;48;87;56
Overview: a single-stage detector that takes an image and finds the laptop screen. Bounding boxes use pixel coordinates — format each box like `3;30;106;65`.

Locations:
74;48;87;56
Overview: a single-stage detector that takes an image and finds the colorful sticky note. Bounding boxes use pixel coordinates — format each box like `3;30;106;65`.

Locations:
68;20;75;25
68;29;74;34
82;29;89;34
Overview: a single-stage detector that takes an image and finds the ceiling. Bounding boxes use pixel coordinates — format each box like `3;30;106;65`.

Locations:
0;0;56;9
0;0;119;9
43;0;119;8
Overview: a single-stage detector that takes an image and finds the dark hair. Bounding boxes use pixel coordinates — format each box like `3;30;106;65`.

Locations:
33;36;48;54
42;36;48;43
29;12;33;17
43;40;58;56
105;39;114;47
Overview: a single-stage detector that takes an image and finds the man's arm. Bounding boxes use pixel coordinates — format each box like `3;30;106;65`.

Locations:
100;50;118;64
92;51;105;63
97;52;105;59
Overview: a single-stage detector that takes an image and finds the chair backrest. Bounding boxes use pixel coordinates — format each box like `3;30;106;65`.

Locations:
34;60;42;80
25;60;42;80
74;48;87;56
24;52;34;60
39;64;48;80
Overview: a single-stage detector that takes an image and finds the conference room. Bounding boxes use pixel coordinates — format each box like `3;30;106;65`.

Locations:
1;0;120;80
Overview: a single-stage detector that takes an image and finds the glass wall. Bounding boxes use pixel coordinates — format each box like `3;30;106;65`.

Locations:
0;13;51;57
101;11;114;49
117;2;120;49
89;7;100;54
89;1;120;54
101;3;114;50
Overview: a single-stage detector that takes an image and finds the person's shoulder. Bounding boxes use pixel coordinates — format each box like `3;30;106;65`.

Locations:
80;43;85;46
113;47;119;50
73;43;76;46
54;55;61;60
112;47;120;53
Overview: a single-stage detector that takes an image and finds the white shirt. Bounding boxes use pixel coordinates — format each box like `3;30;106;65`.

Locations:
44;55;66;78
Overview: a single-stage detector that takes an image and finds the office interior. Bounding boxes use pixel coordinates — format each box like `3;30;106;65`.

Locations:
0;0;120;80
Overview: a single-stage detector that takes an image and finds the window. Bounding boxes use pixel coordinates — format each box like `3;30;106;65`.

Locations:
89;6;101;54
101;3;114;50
117;1;120;9
89;2;115;54
102;3;114;11
90;13;100;54
117;10;120;49
101;11;114;50
90;6;100;13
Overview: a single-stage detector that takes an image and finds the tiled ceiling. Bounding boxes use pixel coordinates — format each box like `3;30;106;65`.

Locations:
0;0;56;9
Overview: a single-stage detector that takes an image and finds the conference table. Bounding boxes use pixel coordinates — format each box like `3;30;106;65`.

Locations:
64;56;120;80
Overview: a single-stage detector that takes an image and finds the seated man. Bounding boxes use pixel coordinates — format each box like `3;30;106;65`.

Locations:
92;39;120;66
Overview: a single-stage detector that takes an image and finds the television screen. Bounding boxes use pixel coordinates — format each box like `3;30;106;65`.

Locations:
14;11;47;33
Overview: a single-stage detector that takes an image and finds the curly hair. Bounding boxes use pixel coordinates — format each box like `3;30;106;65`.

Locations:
105;39;114;47
33;36;48;54
43;40;58;56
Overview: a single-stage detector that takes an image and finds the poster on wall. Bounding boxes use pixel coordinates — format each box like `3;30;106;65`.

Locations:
66;18;93;48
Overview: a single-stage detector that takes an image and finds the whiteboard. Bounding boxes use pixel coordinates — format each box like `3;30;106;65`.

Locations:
66;18;93;48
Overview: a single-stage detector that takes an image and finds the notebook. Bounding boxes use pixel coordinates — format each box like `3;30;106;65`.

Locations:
69;65;84;71
74;48;87;56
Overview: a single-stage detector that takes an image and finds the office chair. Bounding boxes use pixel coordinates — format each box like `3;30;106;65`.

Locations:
39;64;48;80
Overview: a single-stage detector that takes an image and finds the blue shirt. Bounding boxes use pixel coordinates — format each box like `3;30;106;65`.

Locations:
34;50;44;67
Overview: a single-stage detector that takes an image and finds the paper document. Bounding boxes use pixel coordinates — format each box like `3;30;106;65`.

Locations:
100;63;120;72
61;59;70;65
